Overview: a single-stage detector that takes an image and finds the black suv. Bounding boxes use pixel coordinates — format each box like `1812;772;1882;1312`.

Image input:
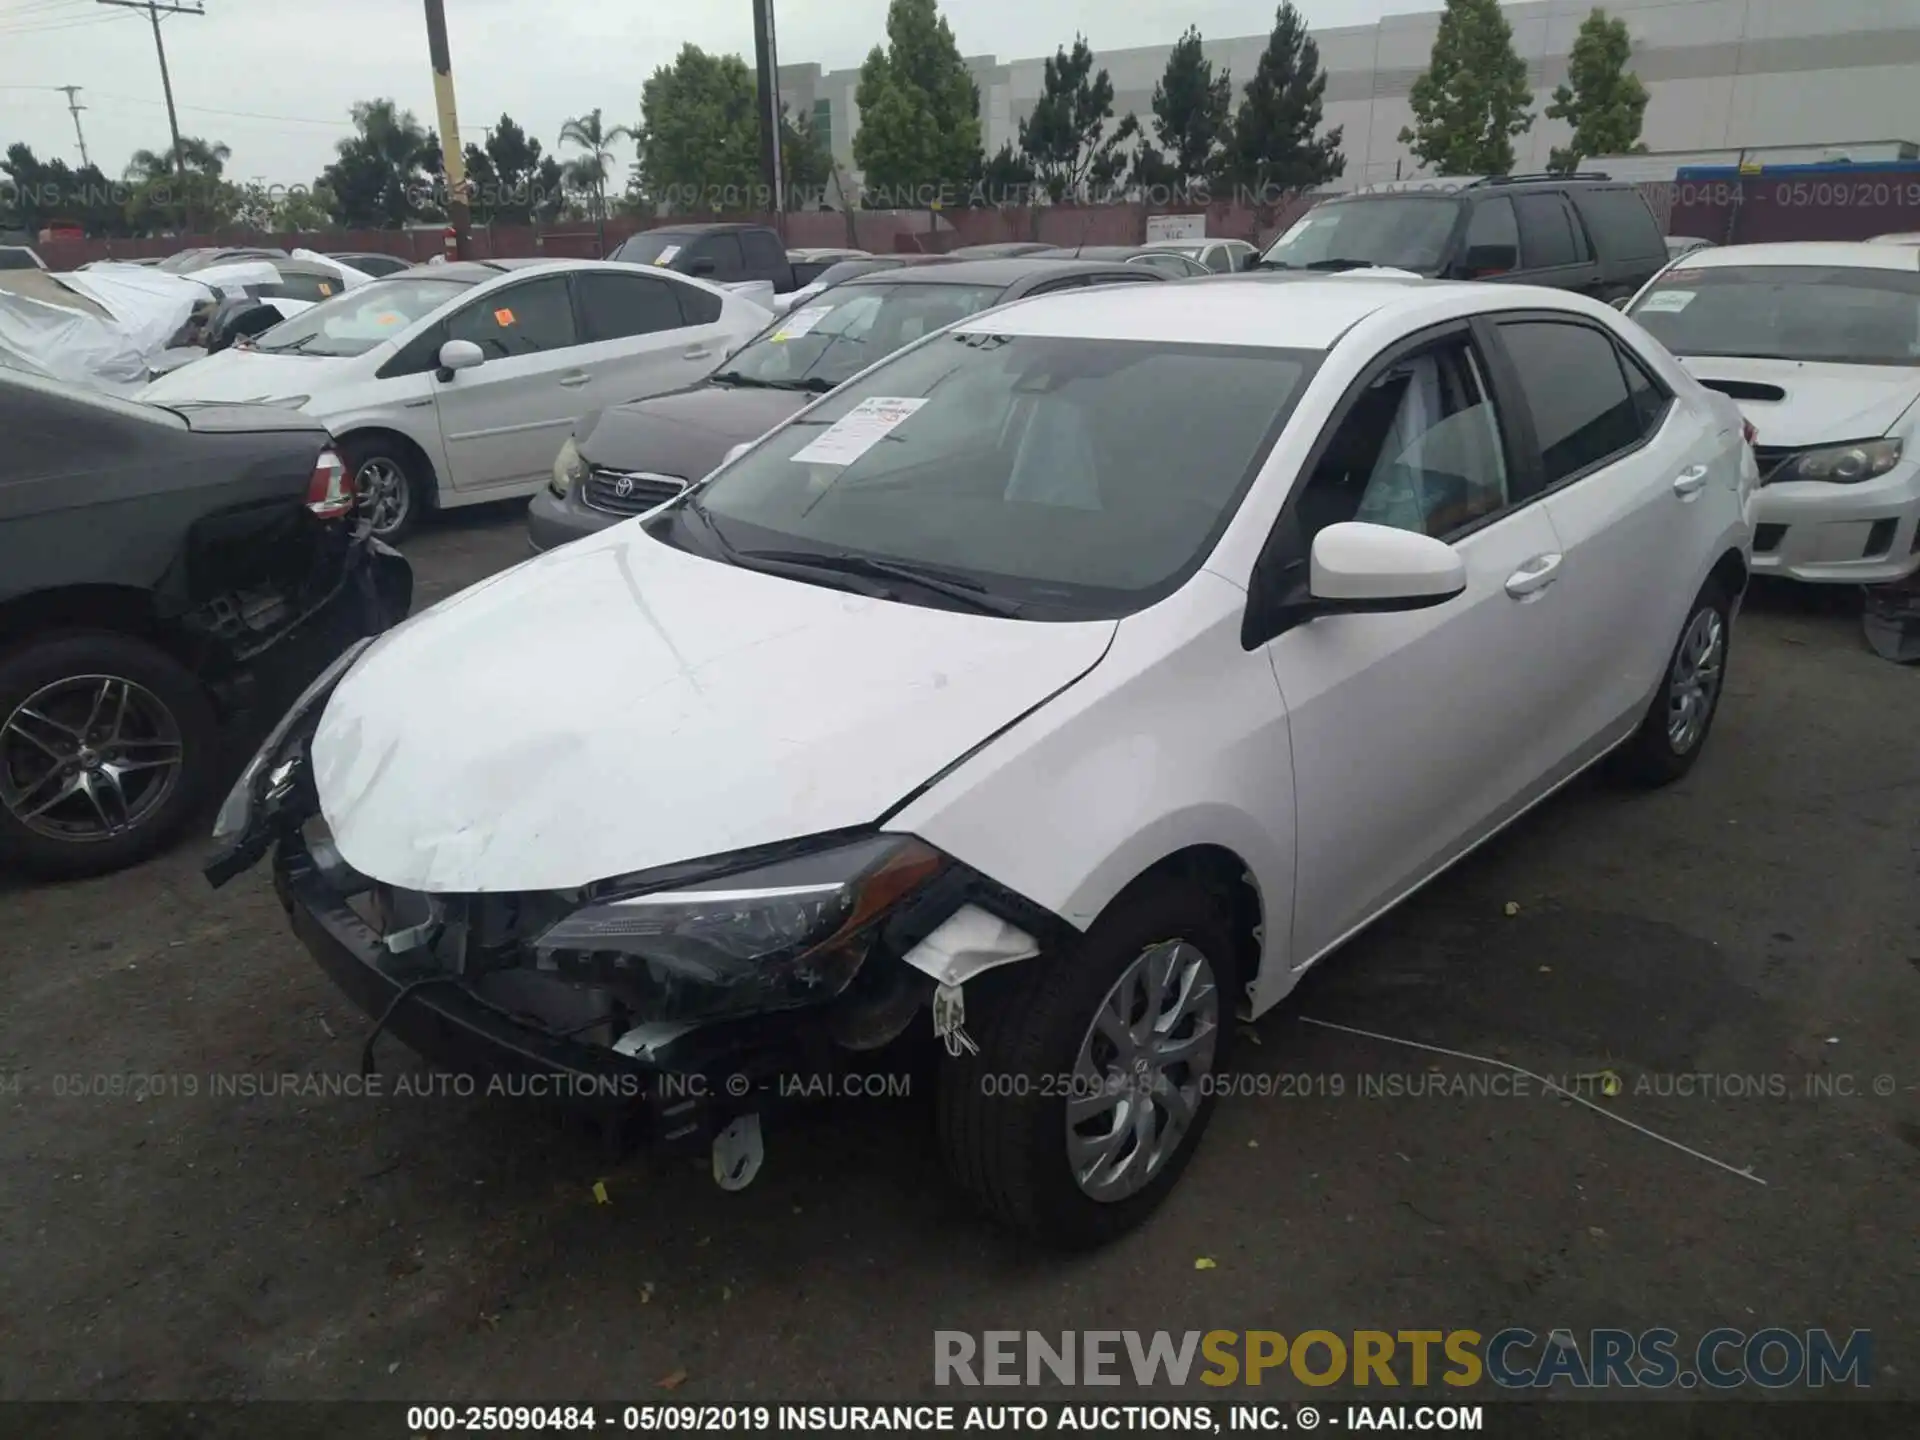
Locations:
1256;174;1668;302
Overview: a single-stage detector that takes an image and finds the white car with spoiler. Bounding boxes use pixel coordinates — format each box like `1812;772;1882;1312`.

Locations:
1626;241;1920;584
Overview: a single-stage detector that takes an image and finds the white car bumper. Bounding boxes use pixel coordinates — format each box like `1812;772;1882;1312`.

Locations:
1751;458;1920;585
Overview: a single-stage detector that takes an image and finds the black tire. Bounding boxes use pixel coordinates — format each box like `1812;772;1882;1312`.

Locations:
0;632;219;880
339;436;429;545
1610;577;1733;788
936;876;1239;1249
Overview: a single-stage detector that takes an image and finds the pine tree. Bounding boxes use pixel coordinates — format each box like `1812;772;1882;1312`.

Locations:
1544;8;1649;172
1399;0;1535;176
1230;3;1346;204
1132;27;1233;196
1018;36;1139;203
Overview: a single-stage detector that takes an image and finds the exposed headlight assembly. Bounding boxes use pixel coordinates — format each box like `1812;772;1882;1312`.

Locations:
551;436;588;497
1765;438;1903;486
533;834;947;1024
204;637;372;886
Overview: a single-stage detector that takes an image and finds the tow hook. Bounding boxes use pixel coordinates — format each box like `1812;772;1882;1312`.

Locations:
712;1113;765;1191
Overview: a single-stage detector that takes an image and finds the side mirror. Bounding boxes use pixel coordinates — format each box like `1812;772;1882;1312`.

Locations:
1307;522;1466;614
688;257;717;277
721;441;752;468
437;338;484;380
1610;295;1631;310
1241;252;1263;271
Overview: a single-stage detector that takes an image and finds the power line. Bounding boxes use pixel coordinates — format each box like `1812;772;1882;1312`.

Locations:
94;0;202;203
0;9;138;33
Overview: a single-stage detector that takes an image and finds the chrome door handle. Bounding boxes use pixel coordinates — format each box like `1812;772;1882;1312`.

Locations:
558;372;591;389
1505;552;1563;600
1673;464;1710;497
683;346;714;361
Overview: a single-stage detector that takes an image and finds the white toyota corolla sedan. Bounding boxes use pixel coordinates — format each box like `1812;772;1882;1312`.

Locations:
208;276;1755;1248
138;258;771;542
1625;241;1920;584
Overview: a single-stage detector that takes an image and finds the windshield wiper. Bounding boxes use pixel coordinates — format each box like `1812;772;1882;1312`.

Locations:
1303;258;1383;272
1253;258;1293;270
711;370;840;394
733;549;1023;616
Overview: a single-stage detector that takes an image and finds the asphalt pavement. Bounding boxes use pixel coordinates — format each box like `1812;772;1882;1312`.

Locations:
2;502;1914;1415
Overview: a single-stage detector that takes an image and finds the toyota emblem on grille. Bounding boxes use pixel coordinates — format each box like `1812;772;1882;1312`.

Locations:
613;475;635;499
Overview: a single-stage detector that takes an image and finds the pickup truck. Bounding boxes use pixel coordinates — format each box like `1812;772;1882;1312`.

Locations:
608;223;801;294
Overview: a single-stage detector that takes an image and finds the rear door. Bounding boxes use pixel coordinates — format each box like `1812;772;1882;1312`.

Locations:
1568;186;1670;299
431;273;588;493
1485;313;1732;762
571;268;726;416
1513;191;1603;294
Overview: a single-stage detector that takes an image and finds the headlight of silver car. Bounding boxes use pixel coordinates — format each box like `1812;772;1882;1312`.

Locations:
551;436;589;498
533;834;947;1023
1766;438;1903;486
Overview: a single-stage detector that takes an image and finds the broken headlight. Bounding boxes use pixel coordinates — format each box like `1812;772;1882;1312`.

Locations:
205;636;373;886
532;834;946;1024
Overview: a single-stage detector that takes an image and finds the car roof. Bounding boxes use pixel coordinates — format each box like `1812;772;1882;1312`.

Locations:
1662;241;1920;272
951;273;1459;349
639;222;765;237
1034;245;1161;259
838;257;1157;287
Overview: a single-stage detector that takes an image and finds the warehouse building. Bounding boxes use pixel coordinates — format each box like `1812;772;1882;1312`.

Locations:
779;0;1920;193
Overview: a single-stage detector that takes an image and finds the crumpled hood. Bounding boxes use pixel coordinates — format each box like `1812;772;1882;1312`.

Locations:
137;346;362;404
576;383;809;482
311;524;1116;893
1678;356;1920;448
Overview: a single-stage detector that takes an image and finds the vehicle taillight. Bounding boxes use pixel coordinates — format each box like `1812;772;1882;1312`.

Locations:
306;449;353;520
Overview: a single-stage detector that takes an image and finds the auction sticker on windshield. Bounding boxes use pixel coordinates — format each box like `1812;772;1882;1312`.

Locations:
652;246;682;267
1639;290;1695;313
790;397;927;466
771;306;833;342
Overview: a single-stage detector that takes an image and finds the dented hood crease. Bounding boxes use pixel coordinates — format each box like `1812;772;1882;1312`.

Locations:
311;524;1116;893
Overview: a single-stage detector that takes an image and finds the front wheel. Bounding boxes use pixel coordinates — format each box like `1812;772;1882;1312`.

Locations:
936;878;1237;1248
1611;579;1732;787
0;633;219;879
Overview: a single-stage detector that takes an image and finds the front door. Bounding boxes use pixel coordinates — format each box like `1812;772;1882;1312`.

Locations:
1261;326;1572;967
433;274;586;492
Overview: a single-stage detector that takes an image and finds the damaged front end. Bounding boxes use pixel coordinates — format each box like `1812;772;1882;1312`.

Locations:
206;681;1067;1178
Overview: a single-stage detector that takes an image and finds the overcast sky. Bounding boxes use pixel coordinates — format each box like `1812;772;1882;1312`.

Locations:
0;0;1399;189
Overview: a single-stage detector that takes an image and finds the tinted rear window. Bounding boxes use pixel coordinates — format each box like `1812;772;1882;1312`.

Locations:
1574;188;1665;262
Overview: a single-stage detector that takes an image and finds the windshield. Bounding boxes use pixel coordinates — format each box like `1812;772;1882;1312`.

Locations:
680;330;1316;619
716;281;1007;393
250;277;471;357
612;232;692;267
1261;198;1461;272
1629;265;1920;366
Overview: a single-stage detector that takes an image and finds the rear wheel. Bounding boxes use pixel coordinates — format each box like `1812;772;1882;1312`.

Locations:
936;878;1236;1248
1611;579;1732;787
0;633;218;879
341;437;428;544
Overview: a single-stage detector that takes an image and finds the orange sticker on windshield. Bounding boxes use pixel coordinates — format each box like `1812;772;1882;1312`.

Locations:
495;307;517;326
318;282;333;295
375;312;402;325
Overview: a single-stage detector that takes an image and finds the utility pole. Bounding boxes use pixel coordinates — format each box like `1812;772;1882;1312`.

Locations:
97;1;204;227
422;0;471;259
751;0;786;229
56;86;91;169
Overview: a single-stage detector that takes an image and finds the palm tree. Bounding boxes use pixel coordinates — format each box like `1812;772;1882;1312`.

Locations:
558;108;635;222
124;135;230;184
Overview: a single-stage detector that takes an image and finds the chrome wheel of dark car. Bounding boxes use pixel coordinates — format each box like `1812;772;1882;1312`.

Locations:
355;458;412;538
1;674;184;843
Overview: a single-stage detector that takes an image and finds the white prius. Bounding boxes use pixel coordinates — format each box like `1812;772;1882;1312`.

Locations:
1625;241;1920;584
138;258;771;542
210;276;1755;1248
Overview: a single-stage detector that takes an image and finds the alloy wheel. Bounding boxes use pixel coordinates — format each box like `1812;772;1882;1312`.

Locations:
1066;939;1220;1202
0;675;185;843
1667;605;1725;754
354;458;411;538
